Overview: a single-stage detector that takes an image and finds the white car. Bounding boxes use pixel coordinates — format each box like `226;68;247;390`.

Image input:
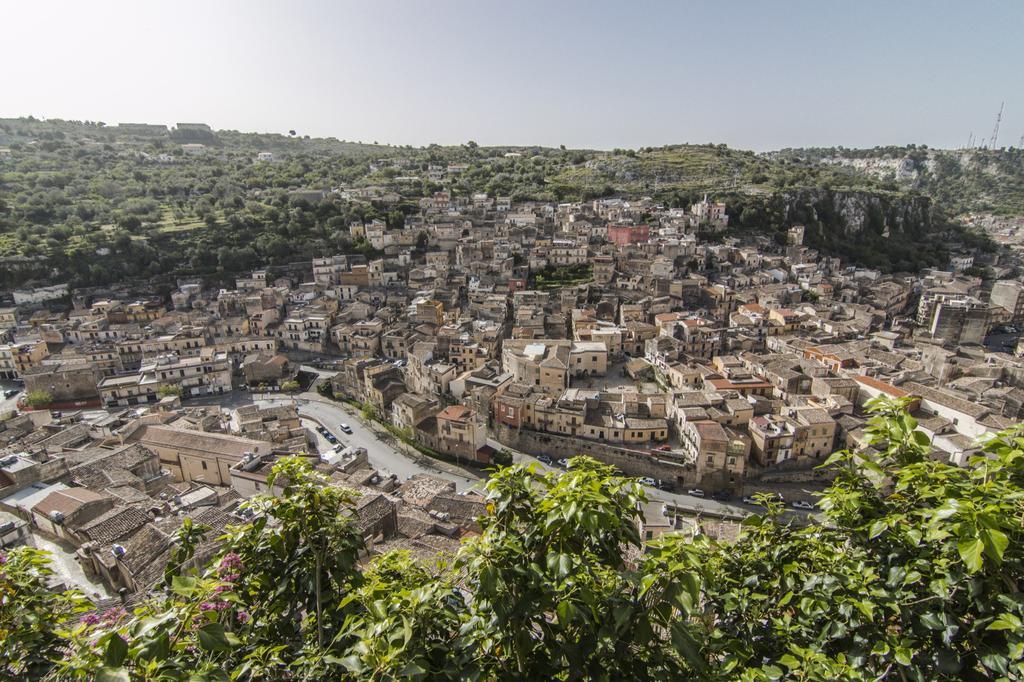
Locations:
791;500;815;510
639;477;657;486
556;458;570;468
687;489;705;498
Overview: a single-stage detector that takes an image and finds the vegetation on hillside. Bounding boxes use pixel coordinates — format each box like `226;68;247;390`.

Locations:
0;119;1018;289
775;145;1024;216
3;399;1024;680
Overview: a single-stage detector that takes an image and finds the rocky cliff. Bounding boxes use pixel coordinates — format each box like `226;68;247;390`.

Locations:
726;188;947;272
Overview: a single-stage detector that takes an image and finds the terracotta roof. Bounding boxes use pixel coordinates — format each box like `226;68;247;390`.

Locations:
853;375;908;398
437;405;473;422
33;487;110;517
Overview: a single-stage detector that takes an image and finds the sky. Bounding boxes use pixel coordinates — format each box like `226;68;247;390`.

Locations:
2;0;1023;151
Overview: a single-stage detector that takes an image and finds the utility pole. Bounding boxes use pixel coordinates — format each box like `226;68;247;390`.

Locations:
990;102;1004;149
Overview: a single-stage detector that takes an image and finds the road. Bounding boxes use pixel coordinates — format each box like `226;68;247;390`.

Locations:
0;381;23;415
204;379;814;520
490;437;815;522
258;395;483;492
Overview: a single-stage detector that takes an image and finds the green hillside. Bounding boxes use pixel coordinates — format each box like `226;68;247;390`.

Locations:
0;118;1017;289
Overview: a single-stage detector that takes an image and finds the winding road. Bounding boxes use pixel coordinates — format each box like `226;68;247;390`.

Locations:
256;394;483;491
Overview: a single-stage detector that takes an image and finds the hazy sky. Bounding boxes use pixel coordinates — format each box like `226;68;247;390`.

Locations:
3;1;1022;150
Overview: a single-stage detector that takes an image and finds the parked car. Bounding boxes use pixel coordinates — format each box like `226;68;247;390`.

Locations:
741;496;760;506
325;433;338;444
653;444;672;452
556;458;570;468
710;490;730;501
535;454;553;466
639;477;657;486
791;500;815;510
687;488;705;498
2;389;18;399
339;423;353;434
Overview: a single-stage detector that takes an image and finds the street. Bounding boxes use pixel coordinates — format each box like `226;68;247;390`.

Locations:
32;533;111;600
0;381;23;415
491;438;816;522
208;382;814;519
257;394;483;491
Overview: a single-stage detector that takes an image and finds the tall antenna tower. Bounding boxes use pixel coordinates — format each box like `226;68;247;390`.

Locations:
967;132;974;149
989;102;1004;149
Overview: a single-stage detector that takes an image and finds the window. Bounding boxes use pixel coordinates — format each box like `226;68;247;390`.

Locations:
201;461;208;470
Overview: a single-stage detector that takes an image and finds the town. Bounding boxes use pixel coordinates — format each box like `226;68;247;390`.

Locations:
3;175;1023;604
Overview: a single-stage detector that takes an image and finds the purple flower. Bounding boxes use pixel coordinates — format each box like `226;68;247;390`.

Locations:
101;607;128;624
80;613;101;626
0;553;6;565
218;553;243;572
237;611;250;624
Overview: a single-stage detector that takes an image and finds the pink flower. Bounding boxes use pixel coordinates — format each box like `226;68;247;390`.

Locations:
0;553;6;565
218;553;243;572
80;613;100;626
101;607;128;624
221;573;240;583
237;611;250;624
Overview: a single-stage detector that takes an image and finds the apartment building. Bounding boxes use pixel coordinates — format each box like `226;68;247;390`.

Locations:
98;351;231;407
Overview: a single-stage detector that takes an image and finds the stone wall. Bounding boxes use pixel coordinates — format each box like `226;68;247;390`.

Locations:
493;424;696;485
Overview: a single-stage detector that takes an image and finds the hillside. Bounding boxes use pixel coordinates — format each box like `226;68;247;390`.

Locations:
0;118;1016;289
773;145;1024;217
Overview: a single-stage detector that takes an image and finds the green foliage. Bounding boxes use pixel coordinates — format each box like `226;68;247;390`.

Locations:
23;389;52;407
156;384;182;398
4;119;1011;288
358;401;379;422
7;405;1024;680
314;380;334;399
532;262;593;290
0;547;90;678
279;380;300;393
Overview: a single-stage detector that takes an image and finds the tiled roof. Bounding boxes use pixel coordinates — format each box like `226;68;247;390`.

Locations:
33;487;110;517
127;424;266;459
79;506;149;544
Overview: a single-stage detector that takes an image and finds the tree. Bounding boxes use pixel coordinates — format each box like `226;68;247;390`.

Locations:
0;548;89;678
23;390;52;408
12;403;1024;680
415;230;429;251
157;385;182;398
279;379;300;392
